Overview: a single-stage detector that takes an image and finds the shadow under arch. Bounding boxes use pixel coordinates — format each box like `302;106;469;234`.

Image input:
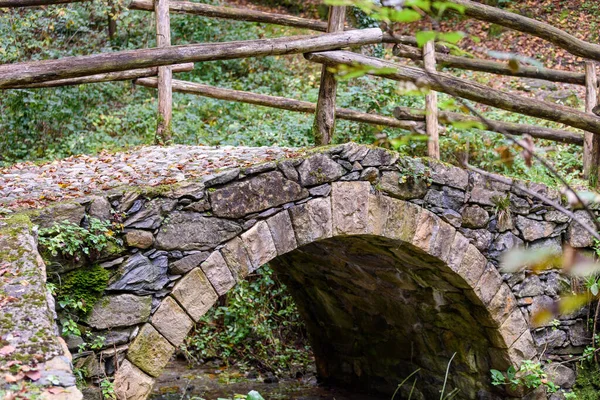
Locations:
114;182;535;400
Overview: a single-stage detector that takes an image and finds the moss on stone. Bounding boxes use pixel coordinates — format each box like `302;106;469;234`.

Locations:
55;265;110;315
574;362;600;399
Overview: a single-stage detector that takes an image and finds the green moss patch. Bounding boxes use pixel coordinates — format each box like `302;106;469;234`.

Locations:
55;265;110;315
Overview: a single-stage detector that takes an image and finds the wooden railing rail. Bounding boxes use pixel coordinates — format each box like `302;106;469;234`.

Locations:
393;107;583;145
135;77;424;132
0;29;383;88
305;50;600;135
2;63;193;89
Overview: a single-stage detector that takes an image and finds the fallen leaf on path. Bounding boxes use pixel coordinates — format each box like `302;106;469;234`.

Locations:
0;345;16;356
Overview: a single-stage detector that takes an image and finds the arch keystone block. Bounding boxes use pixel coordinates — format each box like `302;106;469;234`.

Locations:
332;181;370;235
151;296;194;347
200;251;235;296
171;268;218;321
241;220;277;271
114;359;155;400
382;198;421;242
290;197;333;246
127;324;175;377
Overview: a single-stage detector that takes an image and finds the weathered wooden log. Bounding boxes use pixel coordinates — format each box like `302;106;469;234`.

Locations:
5;63;194;89
155;0;172;143
0;0;85;7
393;44;586;85
0;29;382;88
423;41;439;159
135;77;423;132
128;0;441;51
393;107;583;145
305;51;600;135
584;62;600;183
313;5;346;145
129;0;329;31
452;0;600;62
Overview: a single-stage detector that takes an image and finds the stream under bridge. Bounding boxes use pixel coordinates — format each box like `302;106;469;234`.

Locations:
0;143;594;399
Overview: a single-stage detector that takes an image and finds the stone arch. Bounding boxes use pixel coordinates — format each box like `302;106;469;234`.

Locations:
113;181;535;400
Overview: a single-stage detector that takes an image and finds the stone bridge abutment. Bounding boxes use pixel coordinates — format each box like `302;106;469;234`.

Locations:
0;143;592;399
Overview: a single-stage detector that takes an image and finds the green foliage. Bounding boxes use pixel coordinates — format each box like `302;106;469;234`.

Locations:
100;379;117;400
182;265;311;376
38;217;121;260
53;264;111;338
490;361;560;394
574;362;600;399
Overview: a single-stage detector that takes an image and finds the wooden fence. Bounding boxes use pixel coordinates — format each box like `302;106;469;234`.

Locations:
1;0;599;182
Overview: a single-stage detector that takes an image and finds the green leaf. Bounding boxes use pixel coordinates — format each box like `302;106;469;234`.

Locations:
437;31;465;44
247;391;265;400
415;31;437;47
591;282;599;296
433;1;466;16
405;0;431;11
450;120;486;130
389;9;423;23
490;369;505;386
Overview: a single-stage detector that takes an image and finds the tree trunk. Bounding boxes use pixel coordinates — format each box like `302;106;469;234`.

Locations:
305;50;600;135
0;29;382;88
107;1;117;40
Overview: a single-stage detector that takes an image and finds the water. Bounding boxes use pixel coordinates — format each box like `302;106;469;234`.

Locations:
150;360;386;400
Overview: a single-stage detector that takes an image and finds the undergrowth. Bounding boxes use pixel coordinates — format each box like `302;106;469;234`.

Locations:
574;362;600;400
181;265;312;377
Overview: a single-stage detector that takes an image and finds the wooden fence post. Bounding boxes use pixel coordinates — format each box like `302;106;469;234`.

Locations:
423;40;439;159
155;0;172;144
312;6;346;145
585;61;600;185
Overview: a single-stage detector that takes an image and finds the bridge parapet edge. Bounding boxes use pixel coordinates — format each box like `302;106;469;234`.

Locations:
0;216;82;398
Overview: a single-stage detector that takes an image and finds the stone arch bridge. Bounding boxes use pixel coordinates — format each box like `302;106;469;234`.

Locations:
0;143;593;399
